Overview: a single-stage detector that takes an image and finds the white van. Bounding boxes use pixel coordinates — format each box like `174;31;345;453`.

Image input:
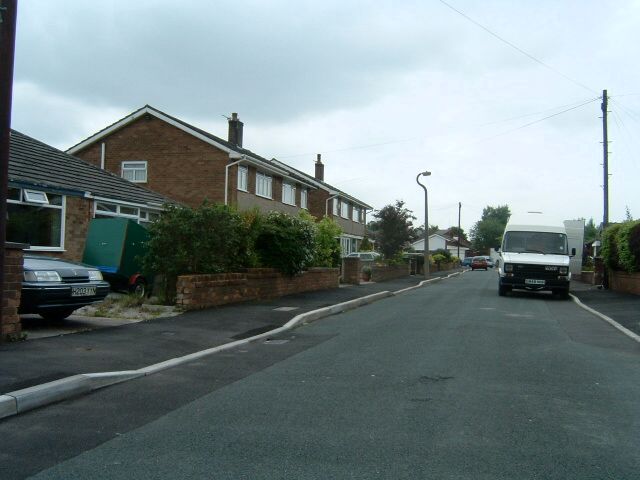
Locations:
496;214;576;298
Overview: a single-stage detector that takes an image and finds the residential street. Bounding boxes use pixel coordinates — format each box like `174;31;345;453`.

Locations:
3;271;640;479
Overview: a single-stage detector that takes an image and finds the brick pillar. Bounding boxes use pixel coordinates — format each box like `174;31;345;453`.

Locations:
1;243;26;341
342;257;361;285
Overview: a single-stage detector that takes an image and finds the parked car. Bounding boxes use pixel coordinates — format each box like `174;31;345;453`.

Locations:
483;256;495;268
346;251;381;261
461;257;473;267
19;255;110;321
471;256;489;271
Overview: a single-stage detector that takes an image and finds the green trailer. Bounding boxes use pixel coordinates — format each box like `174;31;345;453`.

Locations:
82;217;151;296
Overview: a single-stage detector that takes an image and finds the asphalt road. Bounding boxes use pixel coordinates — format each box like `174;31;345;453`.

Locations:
4;270;640;479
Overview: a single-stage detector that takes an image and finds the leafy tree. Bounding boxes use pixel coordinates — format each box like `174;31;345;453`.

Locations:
448;226;468;242
583;218;598;244
255;211;317;276
625;206;634;221
470;205;511;252
370;200;416;258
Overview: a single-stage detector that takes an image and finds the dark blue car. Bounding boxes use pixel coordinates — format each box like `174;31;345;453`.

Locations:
20;255;110;321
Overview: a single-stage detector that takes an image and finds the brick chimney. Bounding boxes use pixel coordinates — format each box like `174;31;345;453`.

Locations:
228;113;243;147
314;153;324;181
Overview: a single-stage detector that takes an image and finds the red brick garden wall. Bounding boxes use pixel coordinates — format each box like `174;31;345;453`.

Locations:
608;271;640;296
176;267;340;310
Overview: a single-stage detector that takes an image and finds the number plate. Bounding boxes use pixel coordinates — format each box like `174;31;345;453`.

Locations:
525;279;546;285
71;286;96;297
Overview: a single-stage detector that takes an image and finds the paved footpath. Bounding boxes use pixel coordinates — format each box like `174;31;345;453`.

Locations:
0;274;452;395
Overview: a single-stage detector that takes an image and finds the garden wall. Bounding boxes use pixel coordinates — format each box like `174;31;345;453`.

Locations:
371;263;410;282
176;267;340;310
608;271;640;296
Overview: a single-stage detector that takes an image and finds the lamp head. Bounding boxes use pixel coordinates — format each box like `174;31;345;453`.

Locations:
421;171;431;177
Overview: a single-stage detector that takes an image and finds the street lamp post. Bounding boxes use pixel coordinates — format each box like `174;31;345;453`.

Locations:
416;171;431;279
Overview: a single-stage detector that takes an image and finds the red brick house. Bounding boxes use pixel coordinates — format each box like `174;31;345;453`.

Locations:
8;130;172;262
67;105;372;255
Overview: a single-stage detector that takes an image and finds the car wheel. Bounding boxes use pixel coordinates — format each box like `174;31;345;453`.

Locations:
498;282;510;297
554;288;570;300
130;278;147;298
39;307;76;322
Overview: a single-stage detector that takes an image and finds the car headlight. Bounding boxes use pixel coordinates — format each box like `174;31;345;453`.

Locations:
88;270;103;281
24;270;62;282
559;267;569;275
504;263;513;273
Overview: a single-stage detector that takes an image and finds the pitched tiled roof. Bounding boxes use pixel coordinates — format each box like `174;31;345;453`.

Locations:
10;129;173;208
67;105;372;209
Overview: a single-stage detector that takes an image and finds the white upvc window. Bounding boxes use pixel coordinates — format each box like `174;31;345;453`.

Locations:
121;161;148;183
7;187;65;250
237;165;248;192
256;172;272;199
333;198;339;216
341;200;349;219
94;201;160;225
282;182;296;206
352;206;360;222
300;188;308;209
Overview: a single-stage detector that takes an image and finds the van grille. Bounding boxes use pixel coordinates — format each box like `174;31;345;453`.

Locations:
512;264;560;279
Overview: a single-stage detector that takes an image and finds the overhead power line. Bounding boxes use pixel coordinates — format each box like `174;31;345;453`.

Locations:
438;0;597;94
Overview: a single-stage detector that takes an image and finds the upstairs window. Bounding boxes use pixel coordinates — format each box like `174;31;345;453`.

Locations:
237;165;248;192
256;172;272;199
300;189;308;209
352;206;360;222
122;161;147;183
333;198;339;216
341;200;349;219
282;182;296;206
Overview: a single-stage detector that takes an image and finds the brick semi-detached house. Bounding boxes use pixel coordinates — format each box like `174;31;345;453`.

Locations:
67;105;372;255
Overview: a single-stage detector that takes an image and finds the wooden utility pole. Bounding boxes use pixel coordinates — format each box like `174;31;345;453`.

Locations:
601;89;609;228
0;0;18;331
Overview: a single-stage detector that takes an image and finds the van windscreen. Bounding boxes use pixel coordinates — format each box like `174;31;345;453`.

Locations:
503;231;567;255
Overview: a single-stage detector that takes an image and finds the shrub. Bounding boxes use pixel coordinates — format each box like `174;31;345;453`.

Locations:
255;211;317;276
432;253;447;267
142;203;250;302
616;220;640;273
312;215;343;268
433;248;452;261
601;223;621;271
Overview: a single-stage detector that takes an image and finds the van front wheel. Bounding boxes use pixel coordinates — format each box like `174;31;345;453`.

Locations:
498;282;510;297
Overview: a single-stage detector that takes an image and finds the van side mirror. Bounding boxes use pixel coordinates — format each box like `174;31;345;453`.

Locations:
570;247;576;256
495;246;500;252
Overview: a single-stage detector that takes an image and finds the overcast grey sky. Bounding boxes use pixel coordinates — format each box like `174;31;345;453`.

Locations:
10;0;640;233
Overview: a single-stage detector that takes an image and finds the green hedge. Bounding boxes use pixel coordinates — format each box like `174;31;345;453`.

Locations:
602;220;640;273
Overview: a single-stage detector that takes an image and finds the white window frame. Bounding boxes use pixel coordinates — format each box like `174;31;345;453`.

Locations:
333;198;339;216
256;172;273;199
352;206;360;222
8;188;65;251
94;200;160;225
121;161;148;183
23;189;50;204
282;182;296;206
341;201;349;219
237;165;248;192
300;188;308;209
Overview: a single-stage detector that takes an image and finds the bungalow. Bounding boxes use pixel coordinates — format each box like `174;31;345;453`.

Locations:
410;229;471;259
66;106;372;256
8;130;172;262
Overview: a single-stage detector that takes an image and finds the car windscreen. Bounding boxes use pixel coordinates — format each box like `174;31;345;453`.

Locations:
502;231;568;255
